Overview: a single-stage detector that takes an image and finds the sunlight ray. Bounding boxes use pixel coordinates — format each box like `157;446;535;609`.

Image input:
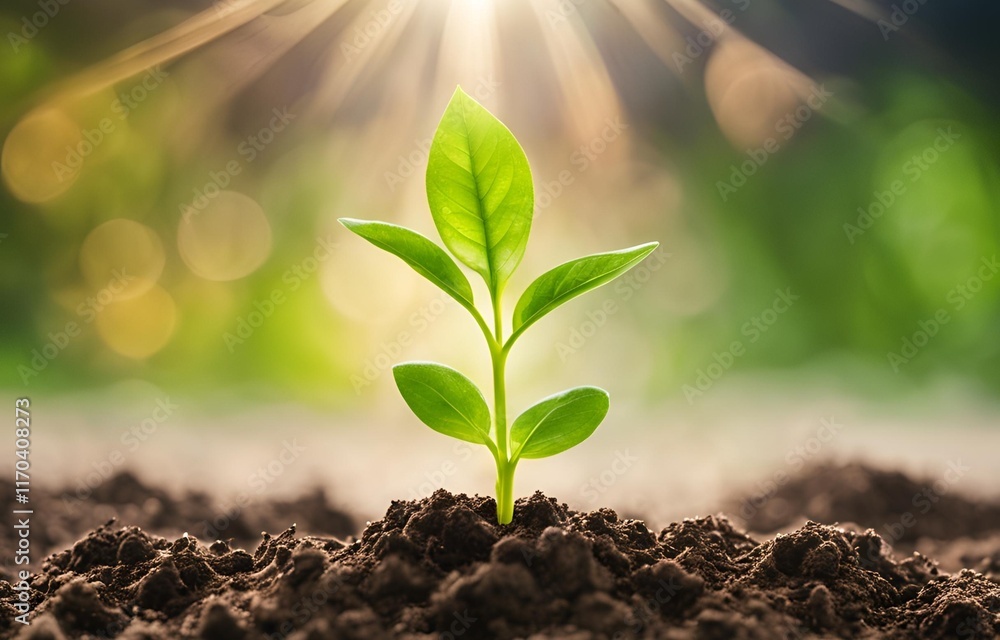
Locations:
606;0;686;78
42;0;290;103
433;0;500;106
527;0;624;143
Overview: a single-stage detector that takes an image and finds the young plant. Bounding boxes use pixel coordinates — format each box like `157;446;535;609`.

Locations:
340;87;659;524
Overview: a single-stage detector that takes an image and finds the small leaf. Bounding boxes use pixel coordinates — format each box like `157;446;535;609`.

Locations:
426;87;533;293
393;362;492;447
511;387;610;460
339;219;474;307
513;242;659;334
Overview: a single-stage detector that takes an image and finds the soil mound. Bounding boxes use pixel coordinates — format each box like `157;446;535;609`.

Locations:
6;490;999;639
731;462;1000;543
0;471;355;583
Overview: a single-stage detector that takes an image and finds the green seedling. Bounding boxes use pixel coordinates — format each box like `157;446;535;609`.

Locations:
340;87;659;524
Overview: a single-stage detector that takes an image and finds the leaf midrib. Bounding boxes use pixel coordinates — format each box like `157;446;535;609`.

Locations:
519;252;647;327
407;373;488;442
459;96;497;290
363;233;470;305
514;396;598;456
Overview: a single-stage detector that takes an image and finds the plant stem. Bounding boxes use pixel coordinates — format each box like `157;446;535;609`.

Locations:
495;458;516;525
491;289;507;459
492;350;507;458
490;287;513;524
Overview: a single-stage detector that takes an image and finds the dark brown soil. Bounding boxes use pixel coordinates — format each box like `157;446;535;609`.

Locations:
4;474;1000;639
732;462;1000;544
729;461;1000;580
0;471;355;583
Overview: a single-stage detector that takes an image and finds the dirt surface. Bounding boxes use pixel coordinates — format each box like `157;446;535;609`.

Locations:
729;461;1000;580
0;471;356;584
3;467;1000;639
732;462;1000;543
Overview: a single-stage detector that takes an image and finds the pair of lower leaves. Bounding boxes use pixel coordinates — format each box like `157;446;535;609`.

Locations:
393;362;609;463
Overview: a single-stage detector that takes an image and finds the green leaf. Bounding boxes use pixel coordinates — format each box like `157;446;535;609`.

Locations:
512;242;659;335
511;386;610;460
393;362;493;448
426;87;533;294
339;219;474;307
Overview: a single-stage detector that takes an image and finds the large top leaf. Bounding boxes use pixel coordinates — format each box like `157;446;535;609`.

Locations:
426;87;533;294
393;362;494;451
512;242;659;335
511;386;610;460
339;219;474;307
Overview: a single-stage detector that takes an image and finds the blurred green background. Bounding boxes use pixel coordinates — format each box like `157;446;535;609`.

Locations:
1;0;998;409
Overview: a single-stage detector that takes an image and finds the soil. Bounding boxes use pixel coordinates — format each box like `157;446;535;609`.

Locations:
732;462;1000;544
3;465;1000;639
0;471;356;582
729;462;1000;580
